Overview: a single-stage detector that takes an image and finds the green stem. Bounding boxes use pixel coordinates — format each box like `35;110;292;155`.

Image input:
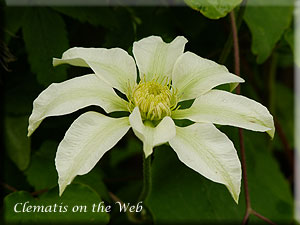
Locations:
219;3;246;65
138;155;152;203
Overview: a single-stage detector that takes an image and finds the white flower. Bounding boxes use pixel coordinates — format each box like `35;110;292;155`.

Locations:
28;36;274;203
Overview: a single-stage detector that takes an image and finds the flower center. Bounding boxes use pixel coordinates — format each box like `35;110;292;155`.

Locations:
128;80;178;121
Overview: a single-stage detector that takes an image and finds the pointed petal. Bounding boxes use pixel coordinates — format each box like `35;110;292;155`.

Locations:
28;74;128;136
129;107;176;158
172;90;275;138
133;36;187;82
53;47;137;94
172;52;244;101
56;112;130;195
169;123;241;203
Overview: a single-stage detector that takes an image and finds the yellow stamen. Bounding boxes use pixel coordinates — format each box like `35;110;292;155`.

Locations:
128;78;178;121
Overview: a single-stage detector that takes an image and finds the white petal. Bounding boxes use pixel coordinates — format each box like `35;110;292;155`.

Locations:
172;52;244;101
56;112;130;195
28;74;128;136
169;123;241;203
129;107;176;158
172;90;275;138
53;47;137;94
133;36;187;82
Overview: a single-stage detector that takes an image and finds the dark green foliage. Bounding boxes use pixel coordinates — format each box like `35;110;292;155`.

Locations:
24;141;58;190
22;8;69;86
185;0;242;19
2;3;295;225
146;130;293;224
4;115;31;171
244;0;293;63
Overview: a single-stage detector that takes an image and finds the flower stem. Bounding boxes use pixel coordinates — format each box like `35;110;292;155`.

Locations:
219;2;246;64
109;191;143;223
138;155;152;203
230;9;250;209
230;10;277;225
252;210;277;225
230;8;252;221
230;10;240;84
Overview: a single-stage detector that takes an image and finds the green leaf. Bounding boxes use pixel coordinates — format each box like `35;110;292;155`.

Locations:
25;141;58;191
74;168;111;202
146;145;243;223
25;140;111;201
184;0;242;19
284;28;294;52
22;8;69;86
242;131;293;224
4;184;110;224
244;1;293;63
284;28;300;66
146;130;293;223
4;115;31;171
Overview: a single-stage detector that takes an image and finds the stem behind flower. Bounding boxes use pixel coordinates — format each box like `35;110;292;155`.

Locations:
138;155;152;203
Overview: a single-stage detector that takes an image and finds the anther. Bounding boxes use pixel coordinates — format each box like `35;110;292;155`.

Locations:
128;79;178;121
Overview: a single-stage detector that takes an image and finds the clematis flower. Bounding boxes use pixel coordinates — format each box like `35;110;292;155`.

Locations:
28;36;274;203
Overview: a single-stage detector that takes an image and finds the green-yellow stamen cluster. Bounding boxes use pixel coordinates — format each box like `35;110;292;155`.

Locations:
128;79;178;121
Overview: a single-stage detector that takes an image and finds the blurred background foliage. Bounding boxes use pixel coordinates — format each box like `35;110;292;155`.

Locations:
1;1;296;224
